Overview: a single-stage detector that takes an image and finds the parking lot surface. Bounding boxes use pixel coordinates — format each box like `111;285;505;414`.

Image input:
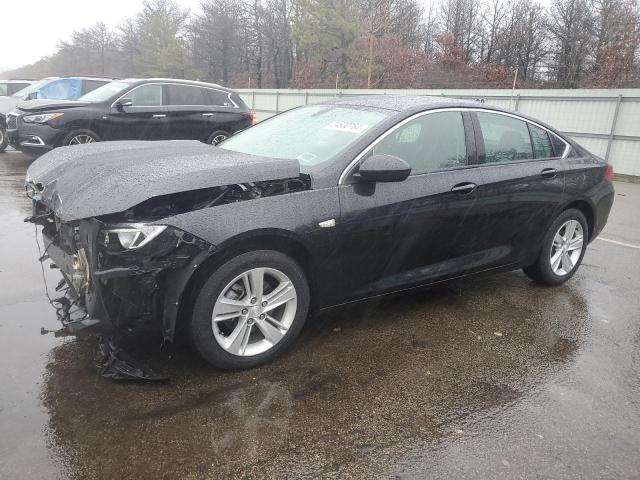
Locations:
0;149;639;479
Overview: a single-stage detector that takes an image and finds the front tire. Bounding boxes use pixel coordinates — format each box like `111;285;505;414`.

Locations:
62;129;99;147
190;250;310;370
523;208;588;286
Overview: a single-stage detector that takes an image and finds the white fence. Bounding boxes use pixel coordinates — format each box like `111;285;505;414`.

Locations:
237;88;640;177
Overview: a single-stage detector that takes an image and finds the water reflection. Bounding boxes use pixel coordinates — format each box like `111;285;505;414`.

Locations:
42;271;588;479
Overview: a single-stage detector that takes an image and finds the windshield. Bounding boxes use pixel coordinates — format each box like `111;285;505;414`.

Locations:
78;81;133;102
11;78;52;99
219;105;389;167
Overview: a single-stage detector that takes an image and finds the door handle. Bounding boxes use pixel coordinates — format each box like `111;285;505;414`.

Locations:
202;113;215;117
451;182;477;194
541;167;558;178
152;114;166;118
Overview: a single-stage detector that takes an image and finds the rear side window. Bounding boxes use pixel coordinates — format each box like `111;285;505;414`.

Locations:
372;111;467;175
168;85;206;106
550;133;569;157
477;112;533;163
529;124;553;159
205;89;234;107
129;84;163;106
0;84;7;96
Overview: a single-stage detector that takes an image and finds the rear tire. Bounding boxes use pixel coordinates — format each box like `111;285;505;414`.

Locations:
190;250;310;370
62;129;99;147
523;208;588;286
0;125;8;153
206;130;229;146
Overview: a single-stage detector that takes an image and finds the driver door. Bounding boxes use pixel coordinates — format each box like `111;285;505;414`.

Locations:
332;110;485;304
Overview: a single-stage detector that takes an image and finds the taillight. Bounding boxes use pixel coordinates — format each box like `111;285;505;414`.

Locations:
604;164;614;182
242;110;256;126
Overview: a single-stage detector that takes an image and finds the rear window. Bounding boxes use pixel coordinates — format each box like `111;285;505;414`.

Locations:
477;112;533;163
167;85;206;106
205;89;235;107
529;124;554;159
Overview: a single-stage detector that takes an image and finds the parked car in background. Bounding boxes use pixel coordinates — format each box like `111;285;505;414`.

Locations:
1;76;112;152
0;79;33;96
25;96;614;371
8;79;254;155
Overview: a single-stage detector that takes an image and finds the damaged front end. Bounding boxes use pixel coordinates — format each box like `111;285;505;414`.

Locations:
25;176;311;341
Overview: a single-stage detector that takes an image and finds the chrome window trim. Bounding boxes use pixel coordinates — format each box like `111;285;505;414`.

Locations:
111;82;238;109
337;106;571;185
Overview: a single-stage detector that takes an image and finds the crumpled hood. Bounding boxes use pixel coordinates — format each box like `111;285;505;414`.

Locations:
26;140;300;221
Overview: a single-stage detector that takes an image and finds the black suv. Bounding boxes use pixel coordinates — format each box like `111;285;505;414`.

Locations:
8;79;253;154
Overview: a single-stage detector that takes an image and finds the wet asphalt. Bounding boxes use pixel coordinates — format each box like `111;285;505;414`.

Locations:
0;149;639;480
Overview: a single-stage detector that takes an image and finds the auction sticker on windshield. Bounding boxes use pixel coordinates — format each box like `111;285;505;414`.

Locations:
323;121;369;134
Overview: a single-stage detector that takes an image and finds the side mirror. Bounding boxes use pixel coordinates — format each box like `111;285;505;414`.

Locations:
357;154;411;183
116;99;133;111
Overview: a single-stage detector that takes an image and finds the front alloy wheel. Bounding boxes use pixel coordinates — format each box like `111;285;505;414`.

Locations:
190;250;310;370
68;134;96;145
212;267;297;356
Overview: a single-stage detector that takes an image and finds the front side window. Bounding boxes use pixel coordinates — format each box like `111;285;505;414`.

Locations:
477;112;533;163
167;85;205;106
220;105;389;167
529;124;553;159
371;111;467;175
128;84;163;106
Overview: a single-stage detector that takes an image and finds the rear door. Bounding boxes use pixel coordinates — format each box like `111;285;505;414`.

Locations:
470;110;566;267
107;83;168;141
333;109;485;304
165;84;211;141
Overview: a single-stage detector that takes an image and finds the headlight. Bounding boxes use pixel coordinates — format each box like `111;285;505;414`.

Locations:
23;112;64;124
104;224;167;250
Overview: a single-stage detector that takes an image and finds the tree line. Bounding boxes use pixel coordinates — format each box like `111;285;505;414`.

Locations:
3;0;640;89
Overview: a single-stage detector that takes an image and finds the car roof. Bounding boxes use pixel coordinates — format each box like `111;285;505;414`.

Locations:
321;94;503;112
119;78;234;92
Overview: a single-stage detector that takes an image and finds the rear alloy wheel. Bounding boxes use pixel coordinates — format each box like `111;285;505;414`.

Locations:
190;250;309;370
207;130;229;146
523;208;588;286
62;129;99;147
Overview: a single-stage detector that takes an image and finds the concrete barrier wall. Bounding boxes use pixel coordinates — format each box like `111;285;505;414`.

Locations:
237;88;640;177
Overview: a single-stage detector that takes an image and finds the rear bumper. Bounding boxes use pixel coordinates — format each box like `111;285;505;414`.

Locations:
591;183;615;240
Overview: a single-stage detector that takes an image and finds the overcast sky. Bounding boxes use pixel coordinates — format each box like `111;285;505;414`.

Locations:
0;0;202;72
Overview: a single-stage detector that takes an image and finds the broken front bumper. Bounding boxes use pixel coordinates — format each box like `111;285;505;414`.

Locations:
37;217;214;340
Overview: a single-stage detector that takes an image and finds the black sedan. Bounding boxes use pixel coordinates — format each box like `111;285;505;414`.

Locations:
25;96;614;371
9;78;253;155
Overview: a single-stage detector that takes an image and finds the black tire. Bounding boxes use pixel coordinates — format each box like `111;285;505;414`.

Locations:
0;124;8;153
523;208;588;286
190;250;310;370
206;130;229;146
61;129;100;147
